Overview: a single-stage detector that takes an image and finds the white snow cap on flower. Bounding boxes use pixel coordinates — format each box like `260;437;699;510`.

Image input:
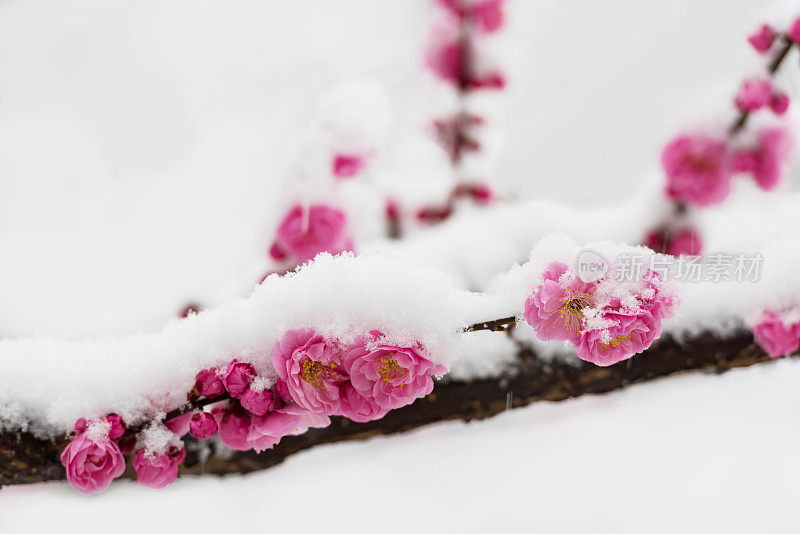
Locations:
485;232;674;318
138;423;182;458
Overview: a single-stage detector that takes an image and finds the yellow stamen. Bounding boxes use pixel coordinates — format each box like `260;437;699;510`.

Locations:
378;354;407;387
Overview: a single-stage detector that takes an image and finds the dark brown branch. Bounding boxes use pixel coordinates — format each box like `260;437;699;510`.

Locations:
1;329;773;487
463;315;518;332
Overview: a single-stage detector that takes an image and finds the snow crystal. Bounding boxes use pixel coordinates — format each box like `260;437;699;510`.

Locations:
138;424;182;457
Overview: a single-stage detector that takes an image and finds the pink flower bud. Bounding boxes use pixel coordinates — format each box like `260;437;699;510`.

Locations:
240;388;277;416
106;414;126;440
61;432;126;494
747;24;776;53
194;368;225;398
769;92;789;115
735;79;773;111
332;154;365;179
72;417;88;435
789;18;800;44
268;242;287;261
223;360;256;399
189;412;218;439
133;447;186;489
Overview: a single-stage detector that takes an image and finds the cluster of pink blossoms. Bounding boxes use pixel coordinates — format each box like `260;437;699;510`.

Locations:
523;262;677;367
646;17;798;256
660;128;792;208
749;309;800;359
269;204;355;264
61;329;446;494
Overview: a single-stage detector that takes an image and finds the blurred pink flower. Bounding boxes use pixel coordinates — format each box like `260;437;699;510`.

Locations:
789;18;800;44
751;310;800;358
273;204;354;263
769;92;790;115
662;134;731;207
735;79;773;111
332;154;365;178
733;127;793;191
747;24;776;53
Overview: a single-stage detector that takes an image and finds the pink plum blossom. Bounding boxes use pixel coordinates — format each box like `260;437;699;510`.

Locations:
751;310;800;358
523;261;596;344
212;407;252;451
273;204;354;263
661;134;732;207
194;368;225;397
342;332;447;412
240;388;278;416
747;24;776;53
223;360;256;399
338;383;388;423
524;264;676;367
733;127;793;191
576;304;660;367
189;412;217;439
247;406;330;452
735;79;773;111
133;446;186;489
272;329;346;415
61;425;126;495
332;154;365;178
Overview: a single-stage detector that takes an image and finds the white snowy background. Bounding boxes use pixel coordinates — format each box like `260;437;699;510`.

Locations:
1;0;800;531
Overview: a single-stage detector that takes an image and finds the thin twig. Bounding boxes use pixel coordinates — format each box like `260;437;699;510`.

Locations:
122;392;231;439
729;35;795;136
